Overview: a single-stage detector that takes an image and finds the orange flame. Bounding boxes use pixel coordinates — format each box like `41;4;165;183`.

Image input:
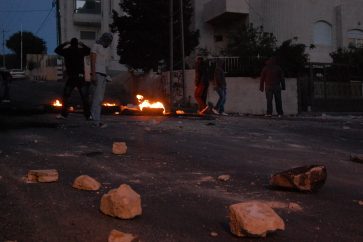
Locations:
136;94;166;114
176;110;185;115
102;102;117;107
52;99;62;107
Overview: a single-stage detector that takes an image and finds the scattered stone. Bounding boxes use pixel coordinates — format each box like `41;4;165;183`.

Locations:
270;165;327;192
112;142;127;155
72;175;101;191
218;175;231;182
108;229;139;242
358;201;363;206
229;202;285;237
26;169;59;183
100;184;142;219
342;126;351;130
288;202;303;212
350;154;363;164
210;232;218;237
144;127;151;131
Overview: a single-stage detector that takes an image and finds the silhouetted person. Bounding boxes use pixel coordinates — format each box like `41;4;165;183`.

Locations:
54;38;91;119
90;32;113;128
194;57;209;114
0;69;11;103
212;59;228;115
260;57;286;117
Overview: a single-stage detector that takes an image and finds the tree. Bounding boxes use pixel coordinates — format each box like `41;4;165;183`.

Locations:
329;46;363;80
226;24;308;77
111;0;199;71
226;24;277;76
275;38;309;77
6;31;47;68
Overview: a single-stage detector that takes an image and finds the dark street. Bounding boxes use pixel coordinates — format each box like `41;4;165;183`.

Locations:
1;79;363;242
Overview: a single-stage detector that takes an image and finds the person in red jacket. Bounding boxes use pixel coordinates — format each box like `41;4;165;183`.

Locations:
194;56;209;114
260;57;286;117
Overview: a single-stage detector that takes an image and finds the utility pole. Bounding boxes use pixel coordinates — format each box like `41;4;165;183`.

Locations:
20;24;23;70
1;29;8;68
169;0;174;109
179;0;186;104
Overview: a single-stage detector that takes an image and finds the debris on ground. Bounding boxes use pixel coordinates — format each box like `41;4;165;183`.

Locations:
108;229;139;242
229;201;285;237
72;175;101;191
100;184;142;219
270;165;327;192
358;201;363;206
266;201;303;212
218;174;231;182
350;154;363;164
210;231;218;237
26;169;59;183
112;142;128;155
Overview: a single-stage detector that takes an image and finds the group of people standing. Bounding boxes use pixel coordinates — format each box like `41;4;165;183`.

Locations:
194;57;228;116
195;55;286;117
55;33;113;128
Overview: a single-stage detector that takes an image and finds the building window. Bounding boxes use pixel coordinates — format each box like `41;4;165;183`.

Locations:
80;31;96;40
347;29;363;47
313;21;332;46
75;0;101;14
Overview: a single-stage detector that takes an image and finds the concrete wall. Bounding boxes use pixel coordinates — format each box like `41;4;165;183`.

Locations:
182;70;298;115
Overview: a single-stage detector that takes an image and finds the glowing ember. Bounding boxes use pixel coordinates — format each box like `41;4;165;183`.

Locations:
136;94;166;114
176;110;185;115
102;102;117;107
52;99;62;107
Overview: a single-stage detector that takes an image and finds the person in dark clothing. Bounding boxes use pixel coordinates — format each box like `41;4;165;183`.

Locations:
260;57;286;117
194;57;209;114
212;59;227;115
0;69;11;103
54;38;91;119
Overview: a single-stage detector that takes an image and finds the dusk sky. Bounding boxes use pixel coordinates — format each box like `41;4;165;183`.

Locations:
0;0;57;54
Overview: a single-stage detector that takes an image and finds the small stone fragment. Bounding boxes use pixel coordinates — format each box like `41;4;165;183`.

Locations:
27;169;59;183
229;202;285;237
358;201;363;206
270;165;327;192
72;175;101;191
288;202;303;212
210;231;218;237
108;229;139;242
350;154;363;164
112;142;127;155
218;175;230;182
100;184;142;219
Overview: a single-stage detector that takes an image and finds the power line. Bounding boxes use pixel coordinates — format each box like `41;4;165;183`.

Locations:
0;9;52;13
35;6;55;34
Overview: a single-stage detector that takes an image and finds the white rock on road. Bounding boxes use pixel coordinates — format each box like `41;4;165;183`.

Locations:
26;169;59;183
108;229;139;242
229;201;285;237
112;142;128;155
218;174;231;182
72;175;101;191
100;184;142;219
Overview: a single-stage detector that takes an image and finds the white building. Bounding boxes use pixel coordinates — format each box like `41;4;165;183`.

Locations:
56;0;363;67
193;0;363;62
56;0;125;71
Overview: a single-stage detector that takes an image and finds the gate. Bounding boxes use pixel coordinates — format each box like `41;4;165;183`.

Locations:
299;63;363;112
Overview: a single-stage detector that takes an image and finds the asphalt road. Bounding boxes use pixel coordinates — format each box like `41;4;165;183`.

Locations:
0;79;363;242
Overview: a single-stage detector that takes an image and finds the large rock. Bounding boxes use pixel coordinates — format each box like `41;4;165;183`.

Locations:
112;142;127;155
27;169;59;183
108;229;139;242
100;184;142;219
270;165;327;192
72;175;101;191
229;202;285;237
